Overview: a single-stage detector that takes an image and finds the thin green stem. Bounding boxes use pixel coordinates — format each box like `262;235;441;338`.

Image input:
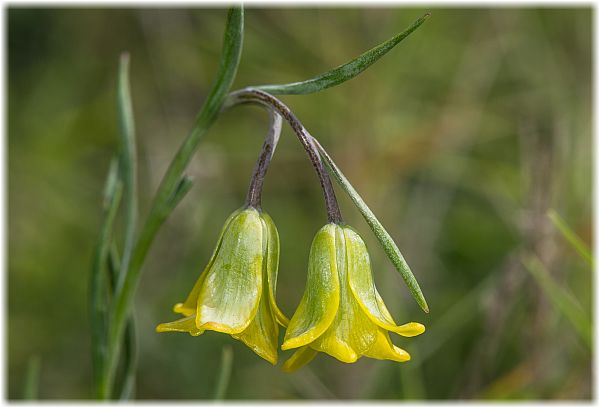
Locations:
23;355;41;400
103;7;244;397
213;345;233;400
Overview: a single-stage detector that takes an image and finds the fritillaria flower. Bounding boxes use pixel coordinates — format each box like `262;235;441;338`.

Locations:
281;223;424;372
156;207;288;364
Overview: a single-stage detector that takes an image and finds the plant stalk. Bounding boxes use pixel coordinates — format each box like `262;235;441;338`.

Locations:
226;88;343;224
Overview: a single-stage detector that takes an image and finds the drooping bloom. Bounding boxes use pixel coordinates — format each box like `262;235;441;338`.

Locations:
156;207;288;364
281;223;424;372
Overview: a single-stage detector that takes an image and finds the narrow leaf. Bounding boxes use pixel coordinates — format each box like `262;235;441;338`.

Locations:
23;355;41;400
90;158;123;398
117;52;138;288
165;175;194;213
547;209;593;266
523;254;591;348
213;345;233;400
105;7;244;397
105;244;136;400
312;138;429;313
254;13;430;95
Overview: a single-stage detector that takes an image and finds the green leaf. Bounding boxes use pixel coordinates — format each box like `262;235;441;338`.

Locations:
312;138;429;313
254;13;430;95
213;345;233;400
104;6;244;398
23;355;41;400
116;52;138;287
547;209;593;266
523;254;591;349
90;158;123;398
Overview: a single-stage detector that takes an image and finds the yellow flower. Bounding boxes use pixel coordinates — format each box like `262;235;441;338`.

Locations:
156;207;288;364
281;223;424;372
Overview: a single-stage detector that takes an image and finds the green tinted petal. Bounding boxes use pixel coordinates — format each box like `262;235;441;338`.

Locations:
282;346;318;373
344;227;402;330
173;209;242;316
260;211;289;327
156;315;204;336
196;208;264;334
282;224;340;350
363;329;410;362
233;282;279;364
311;227;377;363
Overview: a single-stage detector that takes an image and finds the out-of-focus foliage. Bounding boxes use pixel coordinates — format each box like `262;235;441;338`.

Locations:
8;7;591;400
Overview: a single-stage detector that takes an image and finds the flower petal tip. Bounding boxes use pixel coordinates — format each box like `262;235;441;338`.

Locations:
394;322;425;337
173;303;194;316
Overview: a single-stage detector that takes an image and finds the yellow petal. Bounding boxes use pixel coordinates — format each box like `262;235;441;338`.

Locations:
395;322;425;337
156;315;204;336
310;226;377;363
232;275;279;365
282;224;340;350
282;346;318;373
173;209;242;317
344;227;412;334
363;330;410;362
196;209;264;334
260;211;289;327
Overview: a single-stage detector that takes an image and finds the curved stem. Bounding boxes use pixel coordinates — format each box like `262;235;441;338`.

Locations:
225;88;343;224
245;109;282;209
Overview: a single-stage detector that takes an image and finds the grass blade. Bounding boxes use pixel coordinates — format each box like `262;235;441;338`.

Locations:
90;158;123;398
254;13;430;95
23;355;41;400
523;254;591;348
312;138;429;313
106;244;136;400
105;6;244;398
547;209;593;266
213;345;233;400
116;52;138;289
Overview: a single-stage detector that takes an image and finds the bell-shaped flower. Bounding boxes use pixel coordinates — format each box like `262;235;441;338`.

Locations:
156;207;289;365
281;223;424;372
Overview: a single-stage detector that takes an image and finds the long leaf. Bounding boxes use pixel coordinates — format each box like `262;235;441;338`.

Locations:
104;6;244;398
23;355;41;400
523;254;591;348
90;158;123;398
547;209;593;266
116;52;138;289
254;13;430;95
312;137;429;313
213;345;233;400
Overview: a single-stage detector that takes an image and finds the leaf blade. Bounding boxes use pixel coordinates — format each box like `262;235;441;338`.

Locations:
523;254;591;349
547;209;593;266
254;13;430;95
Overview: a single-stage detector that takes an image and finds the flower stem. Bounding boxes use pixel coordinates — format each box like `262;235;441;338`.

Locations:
245;110;282;209
225;88;343;224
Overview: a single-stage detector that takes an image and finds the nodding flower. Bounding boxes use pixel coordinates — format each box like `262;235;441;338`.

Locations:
156;207;288;365
281;223;424;372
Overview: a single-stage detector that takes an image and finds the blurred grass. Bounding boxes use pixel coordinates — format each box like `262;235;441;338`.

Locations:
8;7;591;400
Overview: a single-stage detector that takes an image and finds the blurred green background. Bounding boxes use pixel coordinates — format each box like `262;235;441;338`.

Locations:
8;7;592;400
